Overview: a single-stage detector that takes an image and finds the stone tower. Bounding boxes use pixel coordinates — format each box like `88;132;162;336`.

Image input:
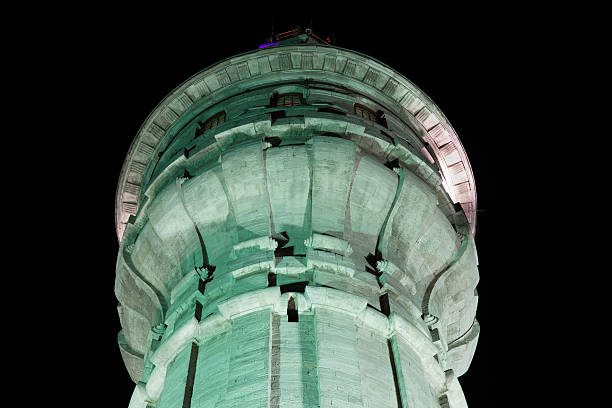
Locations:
115;28;480;408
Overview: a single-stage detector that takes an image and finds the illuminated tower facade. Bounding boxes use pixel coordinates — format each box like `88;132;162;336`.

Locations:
115;28;480;408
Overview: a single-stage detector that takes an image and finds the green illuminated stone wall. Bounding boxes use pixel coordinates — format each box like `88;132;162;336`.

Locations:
115;42;479;408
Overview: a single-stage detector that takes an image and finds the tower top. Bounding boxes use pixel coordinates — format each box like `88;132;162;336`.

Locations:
115;43;477;241
113;35;481;408
259;26;330;49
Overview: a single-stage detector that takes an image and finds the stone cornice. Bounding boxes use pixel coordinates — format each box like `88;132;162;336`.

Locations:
116;44;476;241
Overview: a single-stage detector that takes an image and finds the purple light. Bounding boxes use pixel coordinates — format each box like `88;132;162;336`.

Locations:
258;41;279;49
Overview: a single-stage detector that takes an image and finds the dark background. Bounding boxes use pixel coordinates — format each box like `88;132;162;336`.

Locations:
40;9;547;407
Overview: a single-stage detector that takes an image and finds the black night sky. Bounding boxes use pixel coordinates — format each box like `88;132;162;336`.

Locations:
44;9;548;408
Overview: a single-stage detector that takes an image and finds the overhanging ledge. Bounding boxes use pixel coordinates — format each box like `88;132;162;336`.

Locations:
115;44;477;241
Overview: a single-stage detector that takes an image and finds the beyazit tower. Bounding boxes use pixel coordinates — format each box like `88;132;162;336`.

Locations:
115;28;480;408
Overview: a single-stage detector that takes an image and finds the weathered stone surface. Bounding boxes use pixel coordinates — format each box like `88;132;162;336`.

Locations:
115;32;480;408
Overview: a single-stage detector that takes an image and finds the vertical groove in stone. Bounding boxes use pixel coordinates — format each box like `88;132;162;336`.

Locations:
269;313;281;408
343;151;363;240
304;142;314;247
175;177;210;268
376;167;404;256
388;336;408;408
182;342;199;408
181;302;203;408
262;142;276;236
380;293;391;316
